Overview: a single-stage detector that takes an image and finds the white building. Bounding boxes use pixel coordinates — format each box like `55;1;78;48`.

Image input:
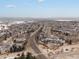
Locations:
0;23;8;30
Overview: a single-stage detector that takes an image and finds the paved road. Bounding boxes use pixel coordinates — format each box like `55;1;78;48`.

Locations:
29;26;48;59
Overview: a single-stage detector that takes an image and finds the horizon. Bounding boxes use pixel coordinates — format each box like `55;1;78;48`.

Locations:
0;17;79;22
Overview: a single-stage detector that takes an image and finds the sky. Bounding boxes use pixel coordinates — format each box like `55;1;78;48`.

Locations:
0;0;79;17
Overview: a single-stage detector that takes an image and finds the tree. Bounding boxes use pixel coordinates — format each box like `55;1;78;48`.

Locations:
14;52;36;59
26;52;32;59
26;52;36;59
19;53;25;59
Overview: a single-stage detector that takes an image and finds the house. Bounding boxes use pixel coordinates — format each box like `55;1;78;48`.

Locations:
41;35;65;45
0;42;13;54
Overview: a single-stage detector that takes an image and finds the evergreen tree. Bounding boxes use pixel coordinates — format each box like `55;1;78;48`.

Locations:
14;52;36;59
26;52;32;59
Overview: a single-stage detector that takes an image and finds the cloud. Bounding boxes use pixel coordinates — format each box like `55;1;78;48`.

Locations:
37;0;45;3
6;4;16;8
